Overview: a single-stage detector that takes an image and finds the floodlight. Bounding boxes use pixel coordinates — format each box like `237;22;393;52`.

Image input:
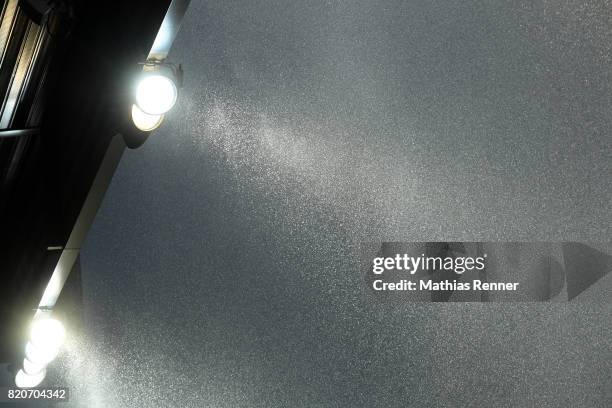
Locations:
25;340;59;365
15;368;46;388
23;357;45;376
131;104;164;131
135;73;177;115
30;317;65;351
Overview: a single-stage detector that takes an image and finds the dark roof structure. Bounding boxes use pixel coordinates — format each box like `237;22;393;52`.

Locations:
0;0;180;368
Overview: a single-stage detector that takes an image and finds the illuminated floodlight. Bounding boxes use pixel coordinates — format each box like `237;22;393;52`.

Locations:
131;104;164;131
15;368;46;388
18;317;64;387
135;73;177;115
23;358;45;376
25;341;59;365
30;317;65;351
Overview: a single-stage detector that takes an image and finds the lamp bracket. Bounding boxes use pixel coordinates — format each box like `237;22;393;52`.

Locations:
138;60;184;88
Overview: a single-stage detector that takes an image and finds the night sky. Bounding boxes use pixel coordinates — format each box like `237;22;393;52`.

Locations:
68;1;612;406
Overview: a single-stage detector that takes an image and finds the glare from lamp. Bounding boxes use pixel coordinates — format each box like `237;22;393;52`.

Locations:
131;104;164;131
30;317;65;351
25;340;59;365
15;368;46;388
135;74;177;115
23;358;45;376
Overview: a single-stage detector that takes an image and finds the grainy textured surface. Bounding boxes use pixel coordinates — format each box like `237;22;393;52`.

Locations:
72;1;611;407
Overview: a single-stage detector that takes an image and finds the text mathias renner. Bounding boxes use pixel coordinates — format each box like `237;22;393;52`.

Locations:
372;279;520;291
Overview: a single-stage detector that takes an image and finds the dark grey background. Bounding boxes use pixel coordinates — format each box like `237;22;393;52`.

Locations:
67;1;611;407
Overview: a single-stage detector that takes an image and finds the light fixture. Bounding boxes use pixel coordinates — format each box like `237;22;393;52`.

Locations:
30;317;66;351
131;61;182;131
16;315;65;388
23;358;45;376
135;71;178;115
131;104;164;131
25;340;59;365
23;317;65;365
15;368;46;388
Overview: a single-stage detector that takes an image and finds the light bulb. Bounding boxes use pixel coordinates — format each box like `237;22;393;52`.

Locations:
23;358;45;376
135;74;177;115
15;368;46;388
131;104;164;131
25;341;59;365
30;318;65;351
